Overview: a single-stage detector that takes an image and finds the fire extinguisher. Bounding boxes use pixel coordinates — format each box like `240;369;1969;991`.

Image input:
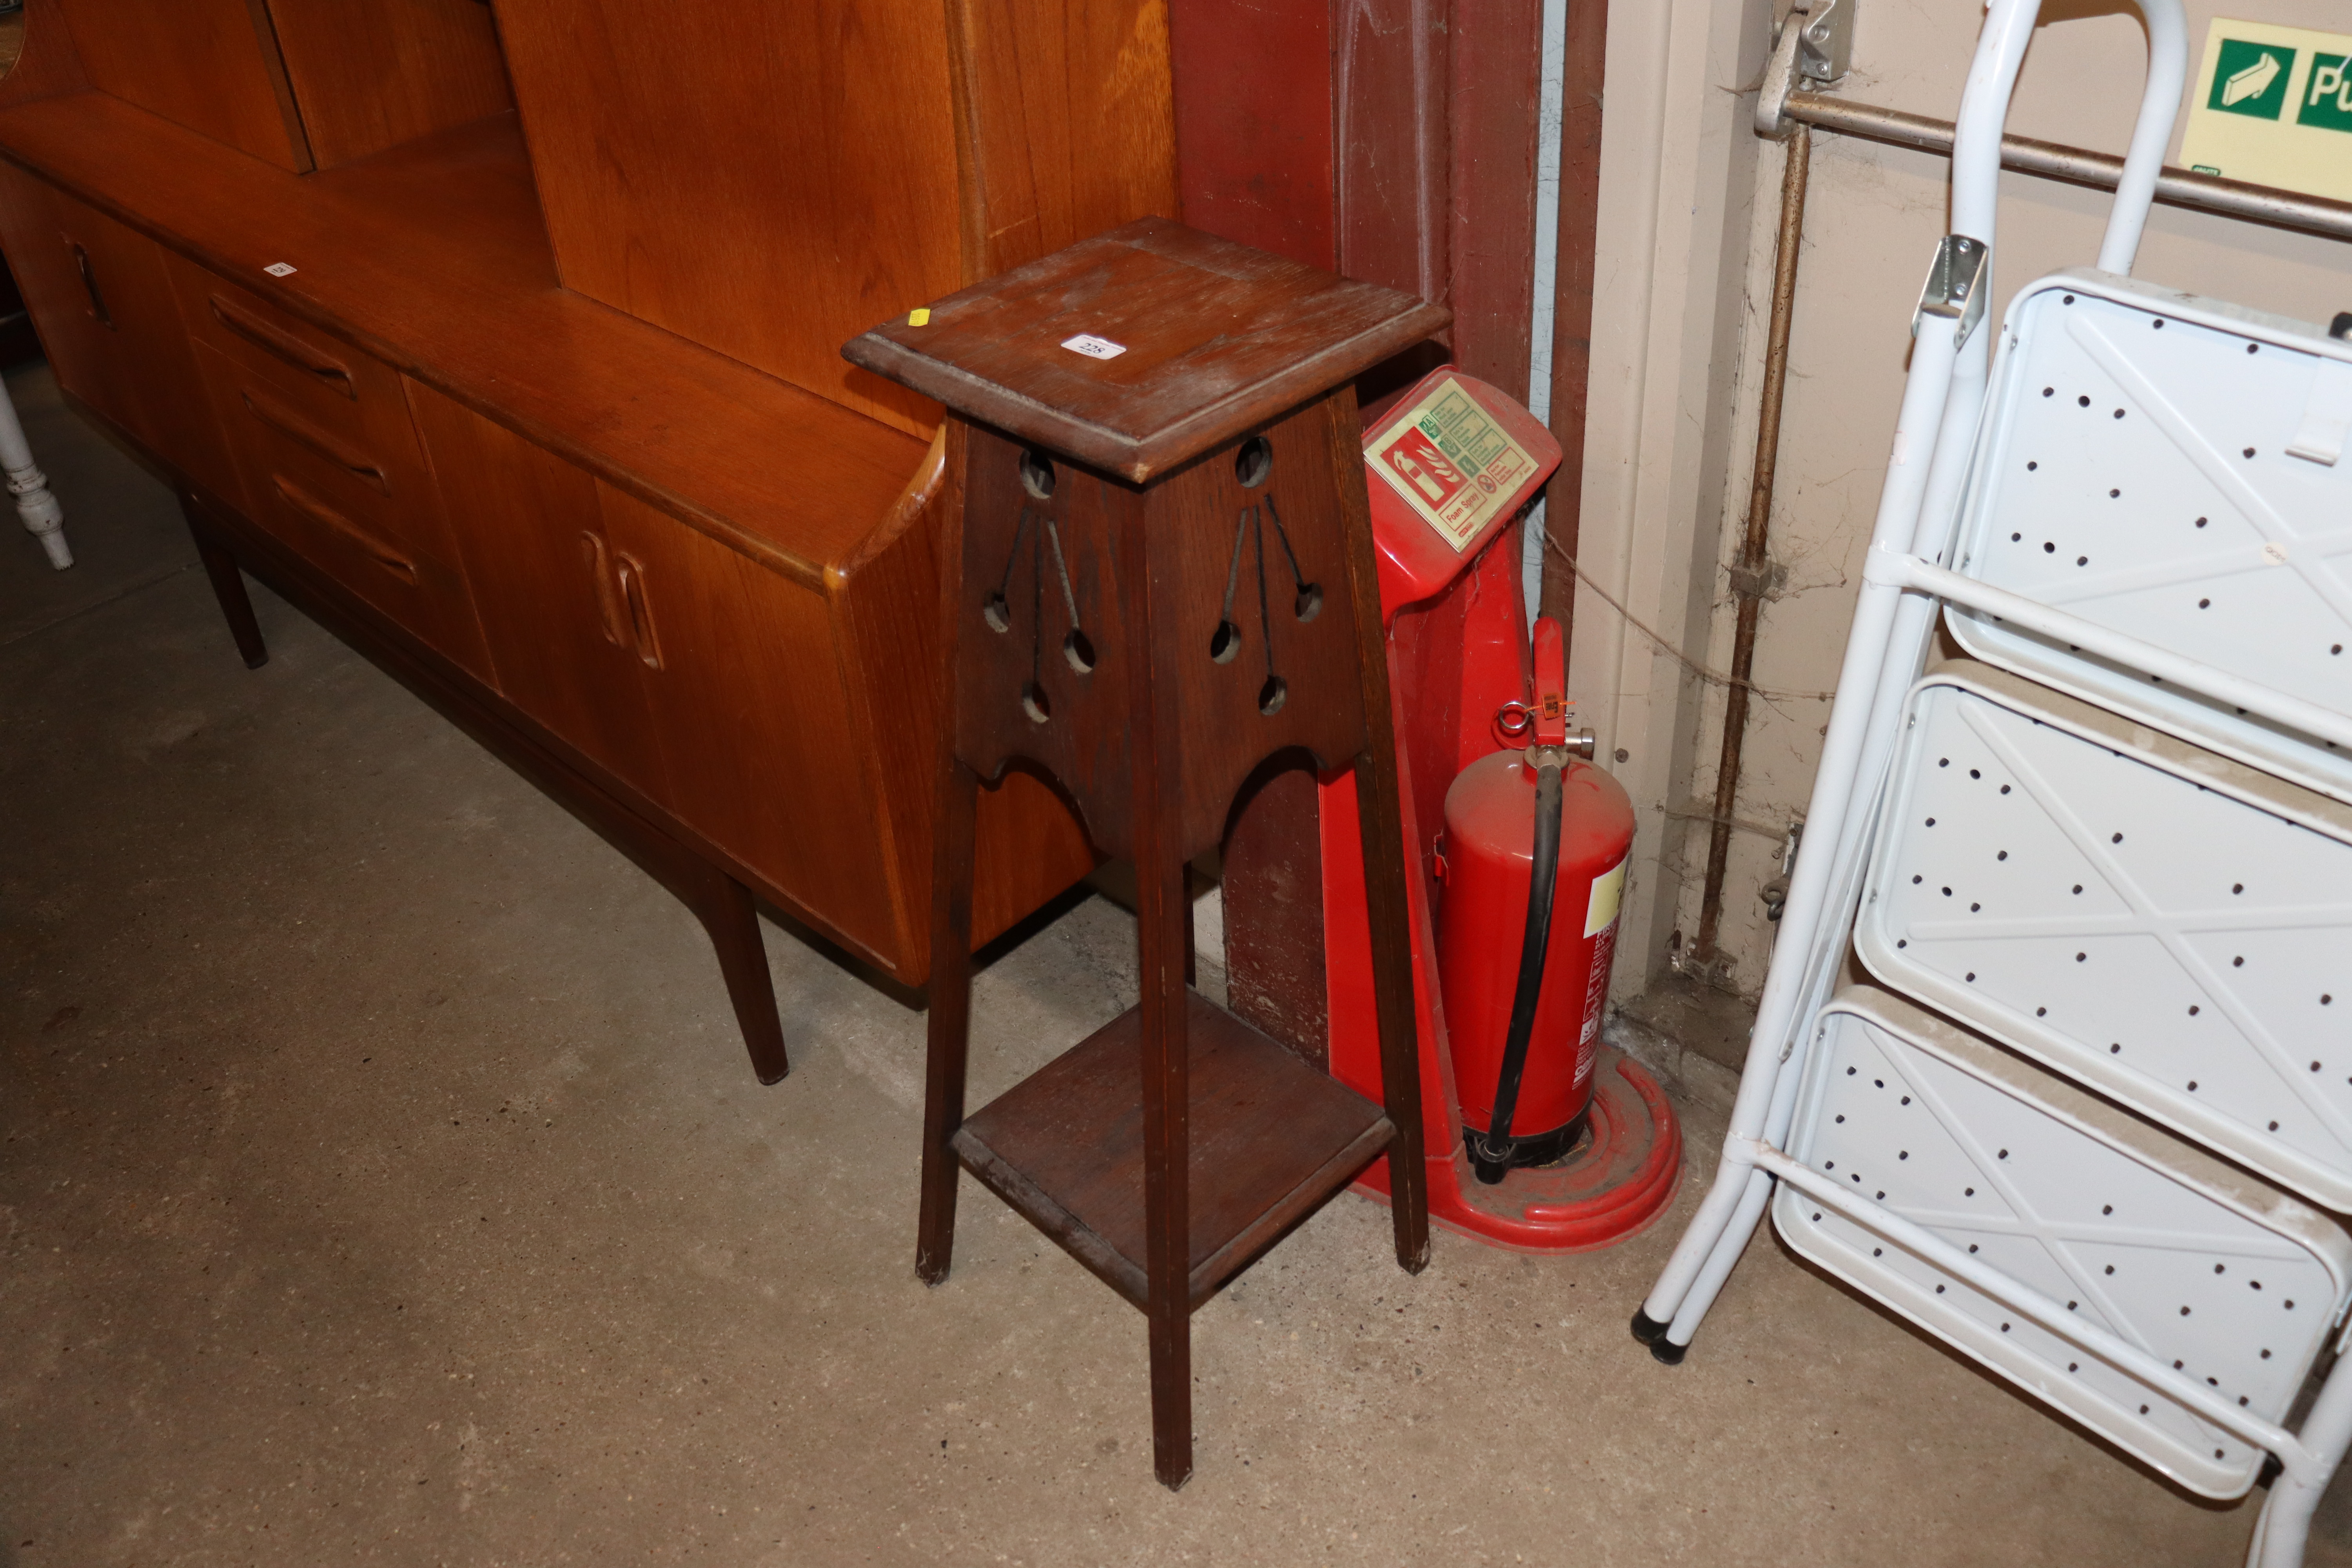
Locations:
1435;616;1635;1185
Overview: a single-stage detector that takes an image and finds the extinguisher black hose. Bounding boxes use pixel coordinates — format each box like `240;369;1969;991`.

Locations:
1477;757;1563;1172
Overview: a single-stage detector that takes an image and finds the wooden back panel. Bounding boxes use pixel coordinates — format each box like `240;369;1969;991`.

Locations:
948;0;1180;279
54;0;309;169
0;0;90;113
492;0;962;439
260;0;513;169
491;0;1178;441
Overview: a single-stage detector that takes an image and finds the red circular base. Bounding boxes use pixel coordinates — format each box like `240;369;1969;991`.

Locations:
1358;1046;1683;1255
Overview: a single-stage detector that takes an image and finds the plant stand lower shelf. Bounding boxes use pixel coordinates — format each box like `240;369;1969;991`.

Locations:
953;991;1397;1311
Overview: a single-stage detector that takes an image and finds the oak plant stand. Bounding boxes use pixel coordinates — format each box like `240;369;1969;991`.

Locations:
847;218;1447;1488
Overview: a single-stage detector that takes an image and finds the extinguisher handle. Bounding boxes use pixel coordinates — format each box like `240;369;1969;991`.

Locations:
1532;616;1569;747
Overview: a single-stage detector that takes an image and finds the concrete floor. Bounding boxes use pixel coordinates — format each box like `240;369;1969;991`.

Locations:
4;360;2347;1566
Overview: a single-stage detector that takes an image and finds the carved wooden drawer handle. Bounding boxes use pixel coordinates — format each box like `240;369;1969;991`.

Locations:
580;531;628;646
70;242;113;329
271;473;418;584
240;387;389;494
615;551;662;670
209;295;357;398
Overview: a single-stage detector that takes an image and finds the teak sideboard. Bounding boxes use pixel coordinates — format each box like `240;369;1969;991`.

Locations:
0;0;1185;1073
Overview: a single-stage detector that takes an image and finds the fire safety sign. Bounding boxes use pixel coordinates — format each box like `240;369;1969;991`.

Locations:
1365;376;1539;553
2179;18;2352;204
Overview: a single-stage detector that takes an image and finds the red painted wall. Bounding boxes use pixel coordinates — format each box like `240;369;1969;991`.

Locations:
1168;0;1339;270
1170;0;1543;397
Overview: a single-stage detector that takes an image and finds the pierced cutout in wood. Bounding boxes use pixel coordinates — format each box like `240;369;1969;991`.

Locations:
948;407;1374;868
1948;274;2352;802
1779;987;2352;1499
981;506;1094;723
1211;496;1321;691
1859;662;2352;1209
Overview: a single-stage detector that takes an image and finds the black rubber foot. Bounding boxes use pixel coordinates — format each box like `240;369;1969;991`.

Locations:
755;1066;788;1086
1630;1308;1670;1346
1649;1337;1688;1367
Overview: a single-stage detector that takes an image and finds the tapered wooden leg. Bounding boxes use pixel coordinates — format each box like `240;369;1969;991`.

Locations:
687;873;788;1085
1355;735;1429;1274
917;757;982;1285
1333;394;1430;1276
1136;833;1194;1490
183;501;268;669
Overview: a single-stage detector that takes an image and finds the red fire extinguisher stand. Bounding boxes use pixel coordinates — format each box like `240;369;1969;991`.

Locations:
1319;368;1681;1252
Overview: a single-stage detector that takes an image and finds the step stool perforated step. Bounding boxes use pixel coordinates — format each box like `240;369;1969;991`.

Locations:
1949;274;2352;801
1857;661;2352;1209
1778;985;2352;1499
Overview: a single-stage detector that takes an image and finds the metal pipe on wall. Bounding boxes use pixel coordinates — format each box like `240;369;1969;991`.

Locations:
1690;58;2352;973
1690;123;1810;966
1537;0;1608;639
1779;89;2352;243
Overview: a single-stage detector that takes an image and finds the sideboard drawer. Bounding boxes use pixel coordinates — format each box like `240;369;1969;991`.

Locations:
194;336;491;681
168;252;415;459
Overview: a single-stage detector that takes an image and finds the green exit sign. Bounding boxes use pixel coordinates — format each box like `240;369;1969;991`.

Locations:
2304;53;2352;133
2208;37;2296;120
2181;19;2352;203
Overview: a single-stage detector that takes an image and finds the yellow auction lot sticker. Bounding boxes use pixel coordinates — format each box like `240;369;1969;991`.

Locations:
2179;18;2352;204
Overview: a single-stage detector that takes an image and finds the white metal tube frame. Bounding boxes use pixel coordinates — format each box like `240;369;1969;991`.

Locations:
1633;0;2352;1558
1755;1138;2352;1568
1638;0;2188;1354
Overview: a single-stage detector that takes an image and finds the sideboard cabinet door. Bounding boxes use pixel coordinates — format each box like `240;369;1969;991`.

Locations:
0;164;237;502
405;380;671;808
597;485;906;970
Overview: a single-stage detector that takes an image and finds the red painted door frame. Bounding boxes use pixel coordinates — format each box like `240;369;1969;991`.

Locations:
1168;0;1544;397
1172;0;1603;1065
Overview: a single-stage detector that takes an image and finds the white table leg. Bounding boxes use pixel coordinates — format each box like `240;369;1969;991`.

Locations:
0;371;66;569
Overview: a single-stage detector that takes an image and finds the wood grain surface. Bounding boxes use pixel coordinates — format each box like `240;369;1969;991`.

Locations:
845;218;1448;481
946;0;1179;281
596;483;906;968
490;0;960;438
260;0;513;169
0;99;926;585
0;0;90;114
1220;763;1328;1065
491;0;1176;439
830;426;1100;961
404;381;672;806
53;0;307;170
197;339;495;685
949;396;1373;865
0;162;238;501
951;991;1393;1310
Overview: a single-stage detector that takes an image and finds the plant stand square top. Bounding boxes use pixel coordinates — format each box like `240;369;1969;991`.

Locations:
844;216;1449;482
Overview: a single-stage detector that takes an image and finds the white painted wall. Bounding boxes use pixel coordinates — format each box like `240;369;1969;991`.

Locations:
1578;0;2352;1002
1565;0;1774;999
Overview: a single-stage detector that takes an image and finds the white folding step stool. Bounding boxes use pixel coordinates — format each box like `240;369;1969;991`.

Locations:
1860;663;2352;1210
1947;275;2352;802
1631;1;2352;1561
1783;986;2350;1501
